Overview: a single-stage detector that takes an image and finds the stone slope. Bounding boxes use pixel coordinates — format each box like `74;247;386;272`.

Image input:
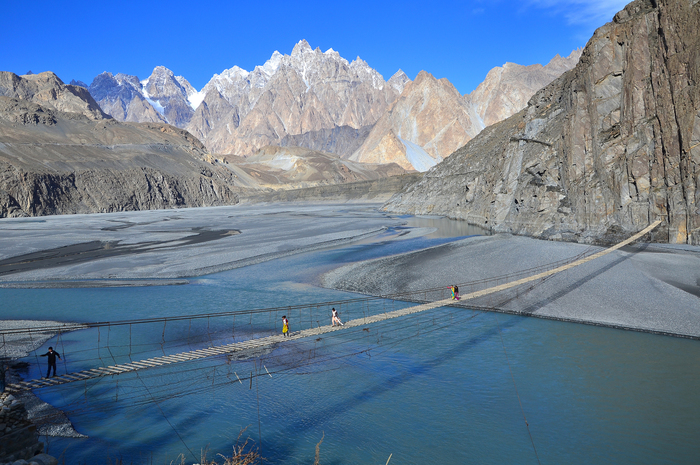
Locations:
82;42;578;171
279;125;373;158
350;71;483;171
0;74;240;218
189;40;403;157
88;67;197;126
384;0;700;245
89;72;167;123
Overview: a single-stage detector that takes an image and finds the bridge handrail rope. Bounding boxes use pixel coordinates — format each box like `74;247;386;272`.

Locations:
0;242;597;336
5;221;660;393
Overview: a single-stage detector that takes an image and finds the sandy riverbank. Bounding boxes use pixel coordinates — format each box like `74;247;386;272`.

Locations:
0;203;405;286
321;234;700;338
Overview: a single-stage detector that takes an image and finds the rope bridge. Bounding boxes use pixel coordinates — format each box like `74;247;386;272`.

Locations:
4;220;661;393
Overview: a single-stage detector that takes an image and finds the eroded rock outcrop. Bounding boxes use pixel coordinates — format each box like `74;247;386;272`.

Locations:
0;77;240;218
0;71;107;120
385;0;700;245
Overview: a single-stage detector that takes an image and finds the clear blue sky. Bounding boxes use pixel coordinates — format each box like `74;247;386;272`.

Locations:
1;0;629;95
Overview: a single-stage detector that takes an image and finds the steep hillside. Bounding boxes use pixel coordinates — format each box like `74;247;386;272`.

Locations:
190;41;402;156
350;55;580;172
83;42;578;172
0;73;239;218
385;0;699;245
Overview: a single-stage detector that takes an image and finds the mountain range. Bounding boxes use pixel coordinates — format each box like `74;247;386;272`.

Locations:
83;41;581;171
9;6;691;247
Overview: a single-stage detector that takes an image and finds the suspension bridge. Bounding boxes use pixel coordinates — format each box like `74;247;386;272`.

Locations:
3;220;661;393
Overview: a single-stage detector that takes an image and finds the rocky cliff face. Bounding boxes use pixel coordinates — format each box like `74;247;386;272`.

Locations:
81;41;578;172
88;67;197;126
279;125;373;158
141;66;197;127
385;0;700;245
89;72;167;123
0;74;240;218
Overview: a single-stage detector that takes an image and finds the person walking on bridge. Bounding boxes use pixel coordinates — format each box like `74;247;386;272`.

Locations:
282;315;290;337
448;285;460;300
331;307;344;327
40;347;61;378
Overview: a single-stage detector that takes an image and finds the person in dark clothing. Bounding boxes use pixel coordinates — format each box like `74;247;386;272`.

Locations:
40;347;61;378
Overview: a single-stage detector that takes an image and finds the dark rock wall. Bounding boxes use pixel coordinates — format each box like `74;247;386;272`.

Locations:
0;164;239;218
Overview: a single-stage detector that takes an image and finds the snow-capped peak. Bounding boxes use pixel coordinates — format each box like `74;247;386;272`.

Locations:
388;69;411;94
187;89;206;110
261;51;283;76
291;39;313;57
350;57;385;90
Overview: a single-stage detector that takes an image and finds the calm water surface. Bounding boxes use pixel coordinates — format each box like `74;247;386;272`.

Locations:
1;219;699;464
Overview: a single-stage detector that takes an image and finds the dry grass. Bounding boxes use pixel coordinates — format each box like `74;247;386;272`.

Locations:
177;428;260;465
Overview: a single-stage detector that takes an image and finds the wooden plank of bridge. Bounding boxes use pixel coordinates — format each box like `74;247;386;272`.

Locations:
5;220;660;393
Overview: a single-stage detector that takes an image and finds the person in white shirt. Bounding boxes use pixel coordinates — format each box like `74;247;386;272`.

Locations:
331;307;344;326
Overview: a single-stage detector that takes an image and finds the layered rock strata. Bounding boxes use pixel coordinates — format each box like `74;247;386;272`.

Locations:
0;73;240;218
385;0;700;245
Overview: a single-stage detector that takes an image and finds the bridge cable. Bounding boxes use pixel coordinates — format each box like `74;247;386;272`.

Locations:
134;370;197;463
493;312;541;465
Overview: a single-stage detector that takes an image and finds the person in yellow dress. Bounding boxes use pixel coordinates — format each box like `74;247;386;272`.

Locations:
282;315;289;337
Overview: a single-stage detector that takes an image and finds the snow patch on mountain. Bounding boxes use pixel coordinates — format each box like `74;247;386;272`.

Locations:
399;136;437;172
187;90;206;110
140;78;165;114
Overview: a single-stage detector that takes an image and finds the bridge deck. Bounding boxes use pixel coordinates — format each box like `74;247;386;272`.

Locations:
6;221;661;393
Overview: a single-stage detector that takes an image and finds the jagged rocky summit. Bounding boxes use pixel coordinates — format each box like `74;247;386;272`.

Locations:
384;0;700;245
0;71;239;218
85;41;580;172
